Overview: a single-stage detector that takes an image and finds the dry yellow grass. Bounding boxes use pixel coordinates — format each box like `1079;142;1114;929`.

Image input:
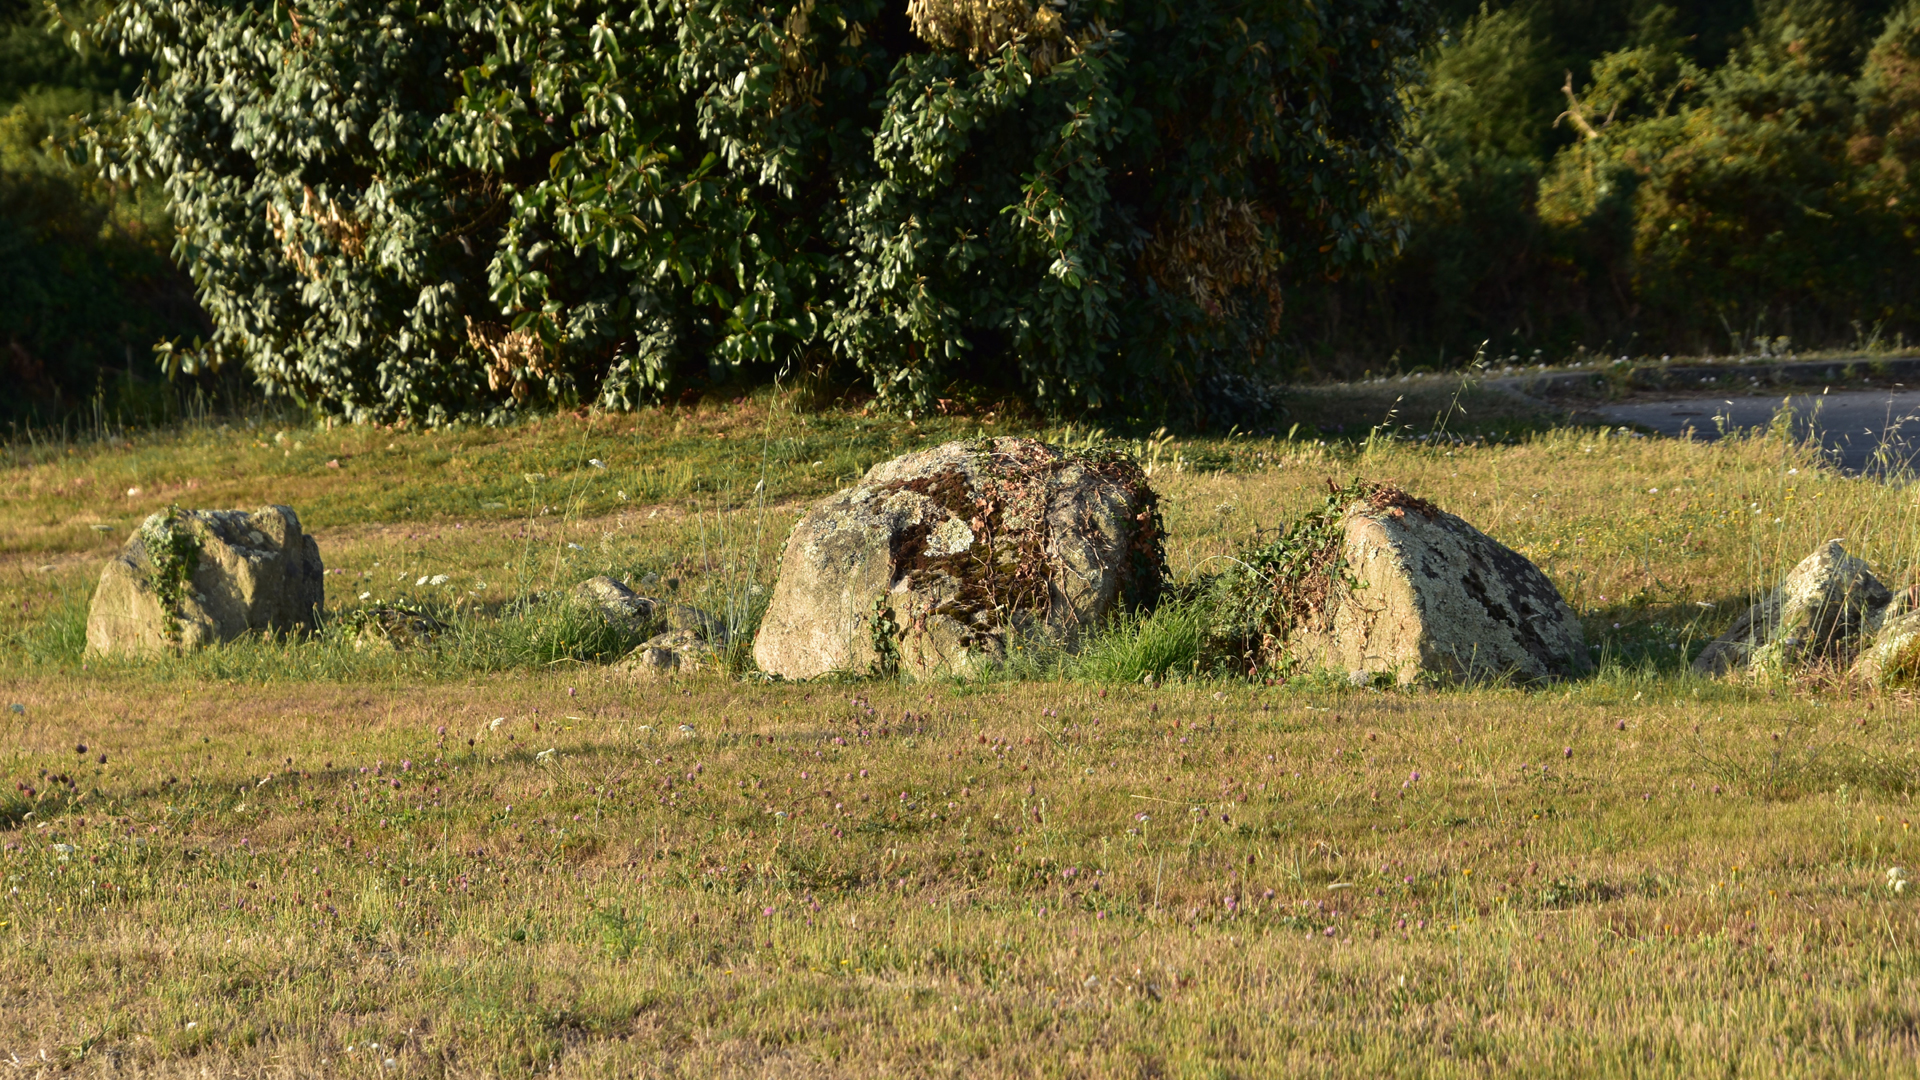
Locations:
3;399;1920;1076
3;673;1917;1076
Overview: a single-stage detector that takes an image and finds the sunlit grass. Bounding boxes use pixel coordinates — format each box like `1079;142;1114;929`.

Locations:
0;674;1915;1075
5;395;1920;1073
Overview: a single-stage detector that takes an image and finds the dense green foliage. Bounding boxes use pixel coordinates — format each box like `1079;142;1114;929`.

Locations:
1294;0;1920;367
85;0;1437;424
0;0;203;426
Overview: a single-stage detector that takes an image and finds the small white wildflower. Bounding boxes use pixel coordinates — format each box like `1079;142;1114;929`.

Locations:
535;748;556;763
429;574;448;586
415;576;428;586
677;724;697;738
567;543;583;551
490;717;505;730
588;458;608;469
1889;867;1909;894
359;592;371;600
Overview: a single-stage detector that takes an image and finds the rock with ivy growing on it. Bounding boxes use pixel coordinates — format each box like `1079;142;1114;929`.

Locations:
85;505;324;656
754;438;1164;680
1221;479;1589;686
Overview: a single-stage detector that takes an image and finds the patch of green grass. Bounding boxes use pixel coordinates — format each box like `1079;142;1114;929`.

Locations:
0;675;1914;1076
1070;600;1209;685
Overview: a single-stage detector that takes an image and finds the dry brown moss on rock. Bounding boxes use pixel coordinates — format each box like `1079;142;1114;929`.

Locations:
754;437;1164;680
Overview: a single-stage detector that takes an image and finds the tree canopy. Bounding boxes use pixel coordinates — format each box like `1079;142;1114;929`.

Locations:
1295;0;1920;367
86;0;1439;424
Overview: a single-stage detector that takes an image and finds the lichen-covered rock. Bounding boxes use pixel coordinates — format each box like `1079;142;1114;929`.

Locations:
1693;540;1891;678
1851;606;1920;686
86;505;324;656
753;437;1163;680
574;575;658;630
617;626;725;680
1275;486;1588;685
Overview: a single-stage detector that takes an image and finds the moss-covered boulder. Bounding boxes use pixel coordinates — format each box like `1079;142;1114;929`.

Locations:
85;506;324;656
1693;540;1891;678
753;438;1163;680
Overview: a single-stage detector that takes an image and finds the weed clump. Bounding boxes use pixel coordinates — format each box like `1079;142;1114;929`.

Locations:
1207;478;1425;677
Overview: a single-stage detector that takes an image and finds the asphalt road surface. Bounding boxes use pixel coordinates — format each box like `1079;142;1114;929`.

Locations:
1595;388;1920;474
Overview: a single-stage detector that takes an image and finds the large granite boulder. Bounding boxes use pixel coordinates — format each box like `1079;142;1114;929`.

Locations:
1693;540;1891;678
1276;484;1589;685
86;506;324;656
754;437;1163;679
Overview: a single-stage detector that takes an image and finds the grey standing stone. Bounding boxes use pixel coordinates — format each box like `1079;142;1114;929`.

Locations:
1287;492;1589;685
1693;540;1890;678
86;505;324;656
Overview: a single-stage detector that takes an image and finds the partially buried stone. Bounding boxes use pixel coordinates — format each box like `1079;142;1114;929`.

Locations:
615;612;726;679
351;607;446;652
1693;539;1891;678
86;505;324;656
1849;585;1920;686
573;575;657;630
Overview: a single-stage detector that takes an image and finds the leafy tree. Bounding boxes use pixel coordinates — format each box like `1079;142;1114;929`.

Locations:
1298;0;1920;368
1539;0;1917;350
86;0;1439;424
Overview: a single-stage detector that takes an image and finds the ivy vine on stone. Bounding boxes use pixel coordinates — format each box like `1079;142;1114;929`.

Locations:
136;507;201;642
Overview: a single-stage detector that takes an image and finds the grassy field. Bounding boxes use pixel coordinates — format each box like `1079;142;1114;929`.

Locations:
4;389;1920;1076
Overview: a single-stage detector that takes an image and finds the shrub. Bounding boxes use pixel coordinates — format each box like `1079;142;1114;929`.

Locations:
1293;0;1920;367
86;0;1439;424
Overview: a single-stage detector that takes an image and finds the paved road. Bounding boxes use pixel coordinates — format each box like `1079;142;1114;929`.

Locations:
1595;388;1920;474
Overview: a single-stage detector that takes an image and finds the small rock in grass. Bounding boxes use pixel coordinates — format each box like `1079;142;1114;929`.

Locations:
1695;539;1890;678
574;575;658;630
